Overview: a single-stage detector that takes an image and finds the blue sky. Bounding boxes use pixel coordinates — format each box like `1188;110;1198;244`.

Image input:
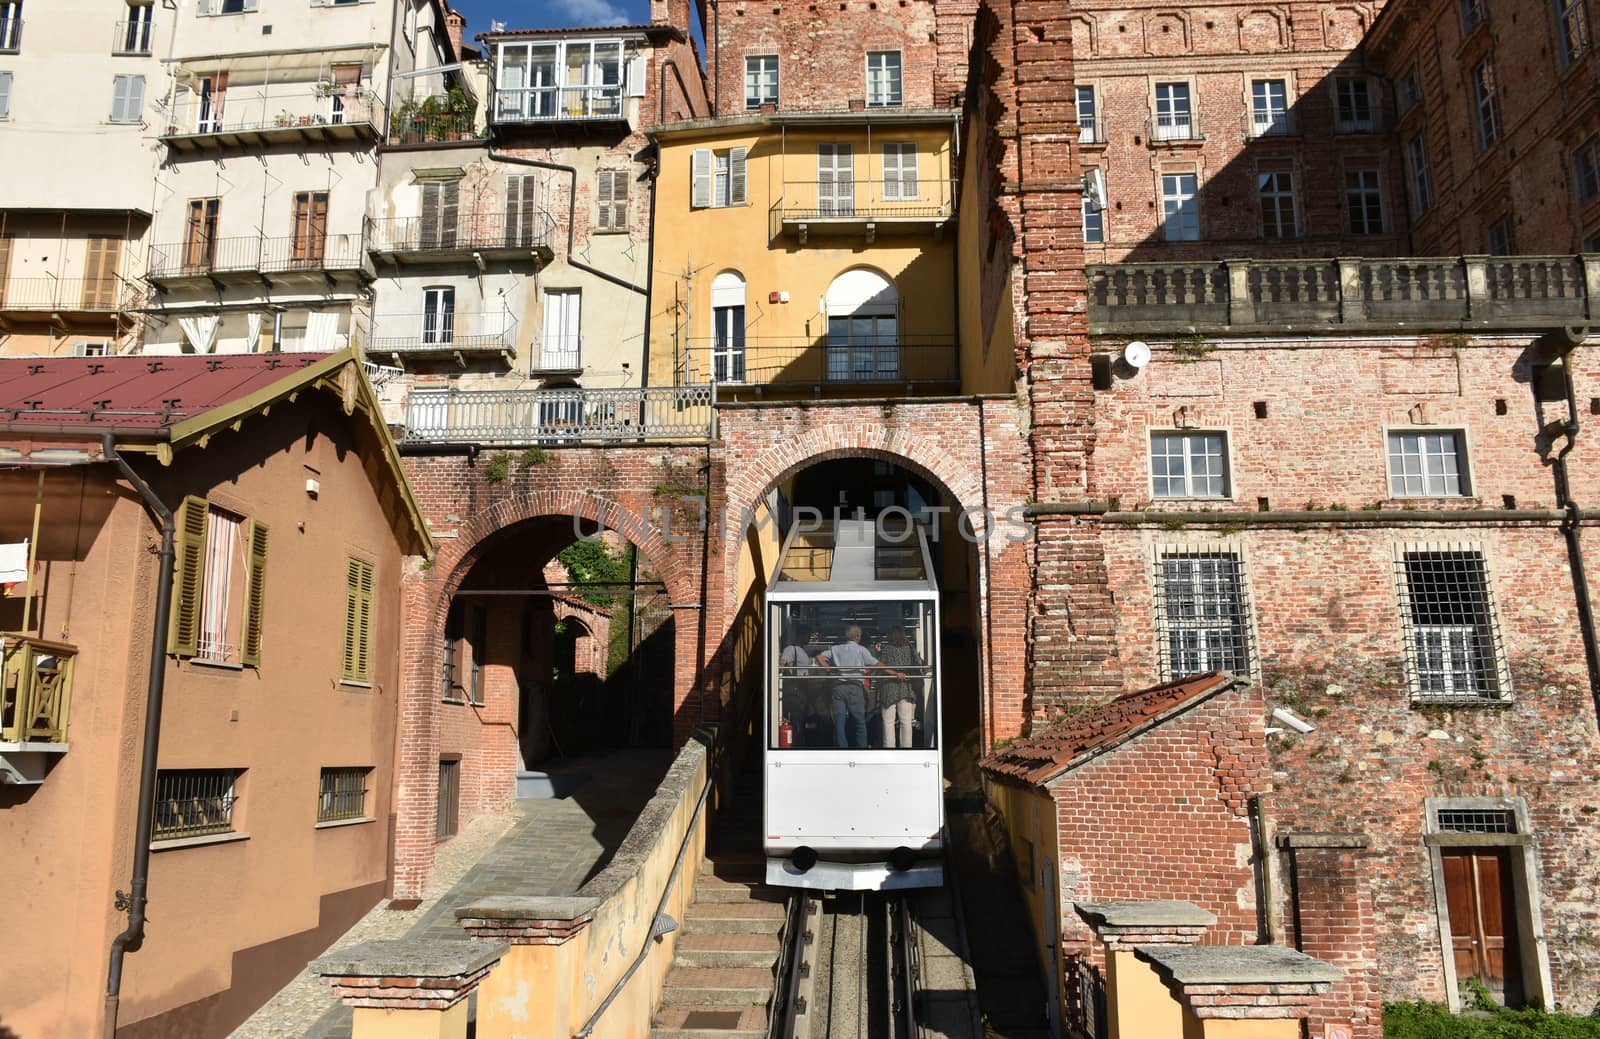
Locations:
450;0;656;32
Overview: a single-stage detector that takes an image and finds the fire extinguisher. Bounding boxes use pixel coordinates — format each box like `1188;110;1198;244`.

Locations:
778;716;794;748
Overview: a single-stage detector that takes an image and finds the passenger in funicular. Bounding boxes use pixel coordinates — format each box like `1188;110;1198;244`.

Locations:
816;624;909;749
873;627;923;749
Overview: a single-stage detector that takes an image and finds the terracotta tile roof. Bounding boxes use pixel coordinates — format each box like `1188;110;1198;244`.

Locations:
980;672;1246;788
477;24;684;42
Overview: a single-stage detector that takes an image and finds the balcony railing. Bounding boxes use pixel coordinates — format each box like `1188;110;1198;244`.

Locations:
1079;116;1103;145
1;634;76;745
367;310;516;357
1149;114;1200;142
493;84;626;124
772;179;957;236
365;210;555;256
533;334;582;371
147;233;365;279
113;18;153;55
682;336;959;387
1;277;140;312
161;85;384;141
401;385;715;445
1248;110;1294;137
388;109;484;145
1087;254;1599;335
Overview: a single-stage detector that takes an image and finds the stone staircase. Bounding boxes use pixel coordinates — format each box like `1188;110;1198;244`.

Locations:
651;794;785;1039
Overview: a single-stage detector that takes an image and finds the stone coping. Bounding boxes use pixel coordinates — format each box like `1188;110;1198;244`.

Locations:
1135;945;1342;987
454;895;600;922
1075;900;1218;930
311;938;508;980
1277;832;1370;850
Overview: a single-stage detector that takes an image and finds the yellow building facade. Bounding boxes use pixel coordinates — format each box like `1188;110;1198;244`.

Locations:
647;111;961;399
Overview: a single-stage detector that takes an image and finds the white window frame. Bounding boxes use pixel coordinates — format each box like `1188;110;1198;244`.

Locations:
1407;135;1434;213
1249;78;1290;137
1555;0;1590;66
1151;543;1257;681
711;271;747;384
120;3;154;55
1335;76;1376;133
110;74;145;124
1393;543;1512;703
0;71;11;120
882;142;918;202
1386;428;1471;498
1150;429;1231;500
1076;84;1098;144
1160;171;1199;241
1153;82;1194;141
691;147;747;209
744;54;778;109
1345;167;1385;235
1472;59;1501;149
0;0;21;50
1257;169;1298;239
198;505;244;665
1081;194;1104;244
494;38;623;121
422;285;456;345
865;50;902;108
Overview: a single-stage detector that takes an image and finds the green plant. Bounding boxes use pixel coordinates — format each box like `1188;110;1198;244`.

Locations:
1160;513;1188;530
520;446;552;467
1172;332;1214;361
418;556;435;571
557;539;630;608
1384;999;1600;1037
483;454;511;483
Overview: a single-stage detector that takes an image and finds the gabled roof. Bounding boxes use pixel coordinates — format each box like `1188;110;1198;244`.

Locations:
0;350;432;555
980;673;1247;788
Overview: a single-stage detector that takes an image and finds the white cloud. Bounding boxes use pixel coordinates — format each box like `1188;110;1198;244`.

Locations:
547;0;632;26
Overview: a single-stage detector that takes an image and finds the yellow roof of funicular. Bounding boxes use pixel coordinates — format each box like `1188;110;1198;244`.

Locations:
774;519;933;592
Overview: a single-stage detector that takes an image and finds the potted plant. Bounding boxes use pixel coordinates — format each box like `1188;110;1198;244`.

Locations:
447;84;477;138
419;95;446;141
274;111;294;127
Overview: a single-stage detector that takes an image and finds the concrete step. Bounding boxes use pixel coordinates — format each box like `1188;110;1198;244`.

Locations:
684;901;786;934
701;849;764;874
673;931;783;969
651;1004;767;1039
659;967;774;1006
692;875;784;904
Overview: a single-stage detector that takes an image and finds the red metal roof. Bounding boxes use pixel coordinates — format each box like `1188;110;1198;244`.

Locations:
980;672;1245;787
0;354;331;435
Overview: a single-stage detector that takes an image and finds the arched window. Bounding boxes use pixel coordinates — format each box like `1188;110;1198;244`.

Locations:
711;271;746;383
824;268;898;382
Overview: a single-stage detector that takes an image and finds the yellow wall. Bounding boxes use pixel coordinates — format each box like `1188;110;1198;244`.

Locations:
954;118;1017;396
988;781;1065;1028
648;119;958;395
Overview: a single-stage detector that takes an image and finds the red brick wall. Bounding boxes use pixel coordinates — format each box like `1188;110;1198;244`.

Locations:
1288;844;1383;1039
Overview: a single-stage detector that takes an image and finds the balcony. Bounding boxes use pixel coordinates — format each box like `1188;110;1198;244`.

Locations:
492;85;627;127
367;310;517;366
1;634;75;785
771;180;957;243
400;385;715;446
366;210;554;264
1148;114;1202;144
0;277;141;327
112;17;153;55
682;336;958;393
1086;254;1599;336
160;85;385;153
387;108;485;147
531;334;582;373
146;233;367;288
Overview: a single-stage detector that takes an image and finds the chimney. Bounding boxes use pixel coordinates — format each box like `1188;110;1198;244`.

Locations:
650;0;692;32
444;5;466;59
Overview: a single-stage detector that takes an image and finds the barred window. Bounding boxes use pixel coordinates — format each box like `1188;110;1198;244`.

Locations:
1396;548;1508;702
1154;549;1254;679
318;767;369;822
1435;807;1516;834
1152;431;1230;498
1388;430;1468;497
153;769;240;841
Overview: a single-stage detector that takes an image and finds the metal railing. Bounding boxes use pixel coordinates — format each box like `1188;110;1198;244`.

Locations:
1087;254;1599;335
365;210;554;254
533;335;582;371
1;634;76;745
0;277;139;312
162;85;384;138
493;84;625;124
152;769;239;841
1078;116;1102;144
148;232;365;278
113;17;153;55
773;179;957;224
1149;113;1200;142
317;768;368;822
1248;110;1295;137
682;336;959;387
402;384;715;445
387;108;484;145
367;310;516;355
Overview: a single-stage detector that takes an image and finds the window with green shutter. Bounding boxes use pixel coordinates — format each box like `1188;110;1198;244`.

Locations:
168;495;209;657
168;497;267;666
241;520;268;666
342;557;375;683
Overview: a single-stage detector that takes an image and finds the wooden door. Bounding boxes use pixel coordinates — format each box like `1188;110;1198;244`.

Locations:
185;198;219;270
81;236;121;309
1442;849;1522;1005
0;235;11;307
292;191;328;264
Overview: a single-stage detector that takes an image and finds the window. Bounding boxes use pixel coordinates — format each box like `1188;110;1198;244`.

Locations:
75;341;110;357
1397;548;1507;701
1388;430;1469;497
120;4;154;54
1399;67;1421;112
882;143;918;201
1575;136;1600;205
1154;549;1254;679
492;39;623;120
1461;0;1486;33
153;769;241;841
1161;172;1199;241
419;180;460;249
0;1;20;51
467;604;487;706
437;759;460;839
506;174;541;247
422;286;455;345
206;0;259;14
1076;85;1098;143
690;147;747;209
442;600;463;701
711;271;746;383
342;556;374;683
1407;136;1434;213
291;190;329;265
1345;168;1385;234
745;54;778;109
1151;431;1229;498
327;63;360;123
1250;78;1289;136
169;496;268;665
825;268;898;382
540;288;580;368
1082;195;1105;243
83;236;121;310
0;72;10;120
817;143;853;216
195;73;226;133
110;74;144;123
1472;60;1501;149
1556;0;1590;65
1154;82;1194;141
596;169;629;230
1336;77;1375;132
866;50;901;107
1258;170;1298;239
1487;216;1514;256
318;768;369;823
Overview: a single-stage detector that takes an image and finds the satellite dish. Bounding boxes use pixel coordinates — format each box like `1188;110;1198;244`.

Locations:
1122;340;1152;369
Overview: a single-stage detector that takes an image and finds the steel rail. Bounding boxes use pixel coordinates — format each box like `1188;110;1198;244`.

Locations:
769;893;813;1039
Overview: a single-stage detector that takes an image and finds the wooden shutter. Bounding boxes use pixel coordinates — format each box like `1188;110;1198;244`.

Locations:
168;495;210;657
420;182;440;248
240;520;268;666
506;174;539;246
342;557;374;682
729;148;747;206
0;236;12;307
82;237;121;309
440;181;459;248
690;148;713;209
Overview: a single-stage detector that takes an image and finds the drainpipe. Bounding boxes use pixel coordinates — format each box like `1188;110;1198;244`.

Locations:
1547;346;1600;728
640;147;660;388
101;434;176;1039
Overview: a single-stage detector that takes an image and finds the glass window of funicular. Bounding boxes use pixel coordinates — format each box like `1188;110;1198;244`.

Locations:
769;597;937;750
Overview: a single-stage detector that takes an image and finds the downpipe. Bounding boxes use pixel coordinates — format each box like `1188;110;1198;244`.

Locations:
1548;352;1600;728
101;435;176;1039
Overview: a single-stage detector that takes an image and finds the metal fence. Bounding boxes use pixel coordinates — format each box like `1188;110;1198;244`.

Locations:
318;768;369;822
772;179;957;225
0;277;140;312
365;210;554;254
493;84;625;124
162;86;385;138
152;769;239;841
401;385;715;445
682;336;958;387
148;233;365;278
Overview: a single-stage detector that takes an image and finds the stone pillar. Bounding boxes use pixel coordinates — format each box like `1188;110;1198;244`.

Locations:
456;895;601;1039
1135;945;1341;1039
1075;900;1216;1039
312;939;508;1039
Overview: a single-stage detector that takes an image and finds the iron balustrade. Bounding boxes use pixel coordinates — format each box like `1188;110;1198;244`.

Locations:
773;179;957;224
365;210;554;254
1149;112;1200;142
532;334;582;371
387;108;485;145
401;384;715;445
0;277;139;312
258;233;366;273
113;17;153;54
148;233;366;278
367;310;516;355
493;84;625;123
161;86;384;138
1087;254;1599;335
0;634;76;745
682;336;958;387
